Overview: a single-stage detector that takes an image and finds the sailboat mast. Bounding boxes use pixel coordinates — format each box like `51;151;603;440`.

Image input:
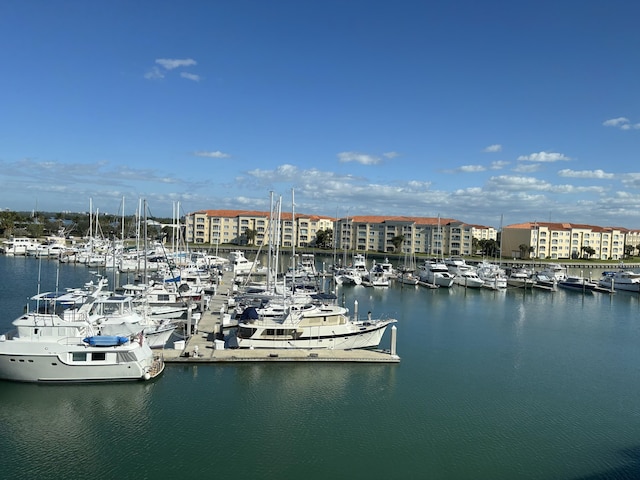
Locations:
143;199;148;282
121;196;125;240
291;188;296;276
267;191;274;291
498;214;504;266
275;196;282;281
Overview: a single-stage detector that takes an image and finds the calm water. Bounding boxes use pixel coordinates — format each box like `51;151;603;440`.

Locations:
2;255;640;479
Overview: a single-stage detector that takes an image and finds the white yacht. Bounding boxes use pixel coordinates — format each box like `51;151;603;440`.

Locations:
444;256;467;272
87;294;178;349
598;270;640;293
362;264;390;287
506;267;535;289
234;301;395;349
0;298;164;383
418;259;455;287
476;261;508;289
285;253;318;280
333;267;362;286
396;272;420;285
121;282;199;320
2;237;39;256
228;250;258;275
452;267;485;288
376;258;396;280
351;253;368;276
538;263;567;281
445;258;484;288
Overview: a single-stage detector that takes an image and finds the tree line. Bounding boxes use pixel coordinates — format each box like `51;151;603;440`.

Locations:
0;210;172;240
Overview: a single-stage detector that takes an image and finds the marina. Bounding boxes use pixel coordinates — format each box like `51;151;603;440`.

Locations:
161;267;400;363
3;254;640;479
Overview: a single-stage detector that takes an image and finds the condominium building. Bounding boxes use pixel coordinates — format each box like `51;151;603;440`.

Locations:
184;209;334;247
502;222;640;260
334;216;496;255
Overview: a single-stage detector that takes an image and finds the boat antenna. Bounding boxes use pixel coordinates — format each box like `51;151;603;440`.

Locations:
55;256;60;294
36;256;43;313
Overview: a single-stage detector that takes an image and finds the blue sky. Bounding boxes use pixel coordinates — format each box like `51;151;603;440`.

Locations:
1;0;639;229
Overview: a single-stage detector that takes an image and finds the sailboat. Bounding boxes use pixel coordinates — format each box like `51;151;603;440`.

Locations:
397;251;419;285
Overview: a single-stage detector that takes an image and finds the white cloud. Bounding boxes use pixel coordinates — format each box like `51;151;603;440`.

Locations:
486;175;603;194
517;151;571;162
383;151;400;159
557;169;615;179
603;117;629;127
490;161;509;170
156;58;197;70
180;72;201;82
513;163;541;173
483;144;502;153
487;175;552;191
193;151;231;159
620;173;640;188
458;165;486;173
144;66;164;80
337;152;381;165
603;117;640;130
146;58;200;81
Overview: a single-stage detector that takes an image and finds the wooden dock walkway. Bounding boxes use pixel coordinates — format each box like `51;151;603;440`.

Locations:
159;269;401;364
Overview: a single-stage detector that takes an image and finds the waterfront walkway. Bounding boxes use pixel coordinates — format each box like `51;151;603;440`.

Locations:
160;269;400;364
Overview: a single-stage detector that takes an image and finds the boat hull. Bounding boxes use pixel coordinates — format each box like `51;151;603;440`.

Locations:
235;320;394;350
0;340;158;383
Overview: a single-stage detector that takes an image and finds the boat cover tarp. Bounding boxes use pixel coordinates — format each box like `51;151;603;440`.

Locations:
240;307;259;321
83;335;130;347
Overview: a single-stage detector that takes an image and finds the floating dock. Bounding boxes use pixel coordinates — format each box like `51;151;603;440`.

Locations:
160;269;400;364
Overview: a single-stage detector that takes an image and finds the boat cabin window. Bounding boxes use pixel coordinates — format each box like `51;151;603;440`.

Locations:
238;326;257;338
92;352;106;361
265;328;296;336
72;352;87;362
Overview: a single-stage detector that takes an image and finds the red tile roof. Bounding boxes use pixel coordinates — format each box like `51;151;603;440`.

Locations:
190;209;335;221
505;221;626;232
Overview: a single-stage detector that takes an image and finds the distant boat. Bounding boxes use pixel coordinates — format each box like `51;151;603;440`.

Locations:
598;270;640;293
446;257;484;288
363;264;390;287
532;272;557;290
476;261;508;289
228;250;258;275
557;275;598;293
453;268;485;288
506;267;535;289
418;259;455;288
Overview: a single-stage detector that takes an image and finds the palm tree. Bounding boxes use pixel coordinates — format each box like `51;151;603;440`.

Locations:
518;244;529;259
315;228;333;249
0;210;17;236
391;235;405;253
244;228;257;246
624;244;634;258
581;246;596;259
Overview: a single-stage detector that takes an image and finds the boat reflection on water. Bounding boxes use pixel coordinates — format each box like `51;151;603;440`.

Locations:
0;381;154;469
